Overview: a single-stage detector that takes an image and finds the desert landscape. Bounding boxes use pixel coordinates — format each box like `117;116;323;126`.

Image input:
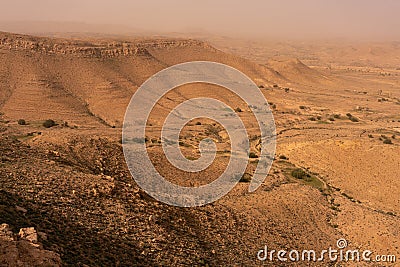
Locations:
0;3;399;266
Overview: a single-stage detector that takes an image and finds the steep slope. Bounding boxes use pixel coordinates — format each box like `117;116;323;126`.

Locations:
0;32;282;127
266;57;331;84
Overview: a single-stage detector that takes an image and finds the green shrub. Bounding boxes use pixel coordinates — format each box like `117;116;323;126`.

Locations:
43;119;56;128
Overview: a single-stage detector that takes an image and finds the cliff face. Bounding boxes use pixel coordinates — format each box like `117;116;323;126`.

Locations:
0;32;213;58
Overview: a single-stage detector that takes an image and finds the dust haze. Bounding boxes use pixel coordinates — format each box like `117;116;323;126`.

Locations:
0;1;399;266
1;0;400;40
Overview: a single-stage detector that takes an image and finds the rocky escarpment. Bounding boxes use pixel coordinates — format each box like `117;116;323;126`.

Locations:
0;223;61;266
0;32;214;58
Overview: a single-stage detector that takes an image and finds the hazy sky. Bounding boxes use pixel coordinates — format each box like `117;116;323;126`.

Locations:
1;0;399;40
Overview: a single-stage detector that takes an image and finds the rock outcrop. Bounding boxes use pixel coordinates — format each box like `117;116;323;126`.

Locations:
0;223;61;267
0;32;214;58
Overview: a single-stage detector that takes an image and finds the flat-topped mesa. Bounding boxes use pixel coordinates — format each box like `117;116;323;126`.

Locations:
0;32;213;58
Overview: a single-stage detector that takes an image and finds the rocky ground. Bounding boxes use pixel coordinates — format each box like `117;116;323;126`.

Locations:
0;32;399;266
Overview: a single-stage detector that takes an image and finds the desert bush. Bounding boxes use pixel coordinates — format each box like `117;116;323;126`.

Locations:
368;134;373;138
349;116;359;122
18;119;26;125
195;121;202;125
333;114;341;119
43;119;56;128
279;155;288;160
383;139;393;144
273;84;279;88
299;105;307;109
179;141;190;147
291;168;309;180
328;117;335;121
234;107;242;112
346;113;352;117
249;152;258;158
309;117;316;121
239;173;252;183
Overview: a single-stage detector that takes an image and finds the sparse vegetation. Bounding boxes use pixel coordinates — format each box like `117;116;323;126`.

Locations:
249;152;258;158
380;135;393;144
239;173;252;183
179;141;191;147
234;107;242;112
299;105;307;109
291;168;309;180
383;138;393;144
333;114;341;119
349;116;359;122
43;119;56;128
346;113;359;122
